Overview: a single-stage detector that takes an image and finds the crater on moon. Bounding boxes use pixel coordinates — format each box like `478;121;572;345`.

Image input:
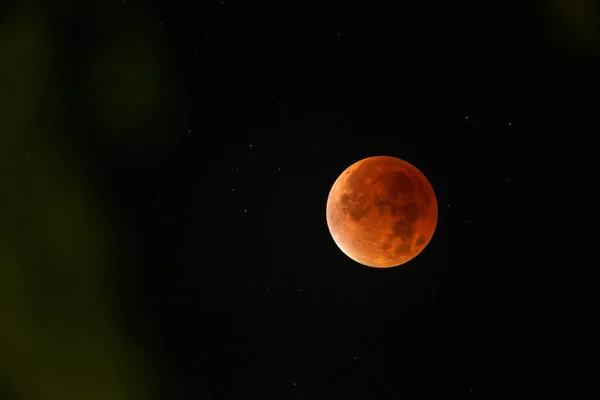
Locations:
339;192;371;222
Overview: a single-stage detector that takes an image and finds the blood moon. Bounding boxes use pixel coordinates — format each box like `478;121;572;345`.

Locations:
326;156;438;268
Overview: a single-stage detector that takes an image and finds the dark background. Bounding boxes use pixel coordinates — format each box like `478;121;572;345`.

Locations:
1;1;596;399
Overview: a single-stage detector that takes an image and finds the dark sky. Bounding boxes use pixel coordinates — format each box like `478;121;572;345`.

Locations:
3;1;596;399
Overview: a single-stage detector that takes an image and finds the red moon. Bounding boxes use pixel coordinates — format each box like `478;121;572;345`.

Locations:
326;156;438;268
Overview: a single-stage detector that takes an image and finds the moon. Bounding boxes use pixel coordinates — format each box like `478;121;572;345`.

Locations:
326;156;438;268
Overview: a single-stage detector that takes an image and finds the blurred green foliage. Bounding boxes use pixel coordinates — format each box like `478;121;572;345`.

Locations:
544;0;600;57
0;4;166;400
86;31;164;133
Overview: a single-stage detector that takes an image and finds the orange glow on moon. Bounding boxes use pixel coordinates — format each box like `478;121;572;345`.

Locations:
326;156;438;268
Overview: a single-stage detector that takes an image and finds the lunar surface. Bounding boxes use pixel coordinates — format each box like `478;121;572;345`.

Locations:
326;156;438;268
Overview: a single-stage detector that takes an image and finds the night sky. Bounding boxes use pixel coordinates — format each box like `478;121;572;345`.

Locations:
2;1;597;399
